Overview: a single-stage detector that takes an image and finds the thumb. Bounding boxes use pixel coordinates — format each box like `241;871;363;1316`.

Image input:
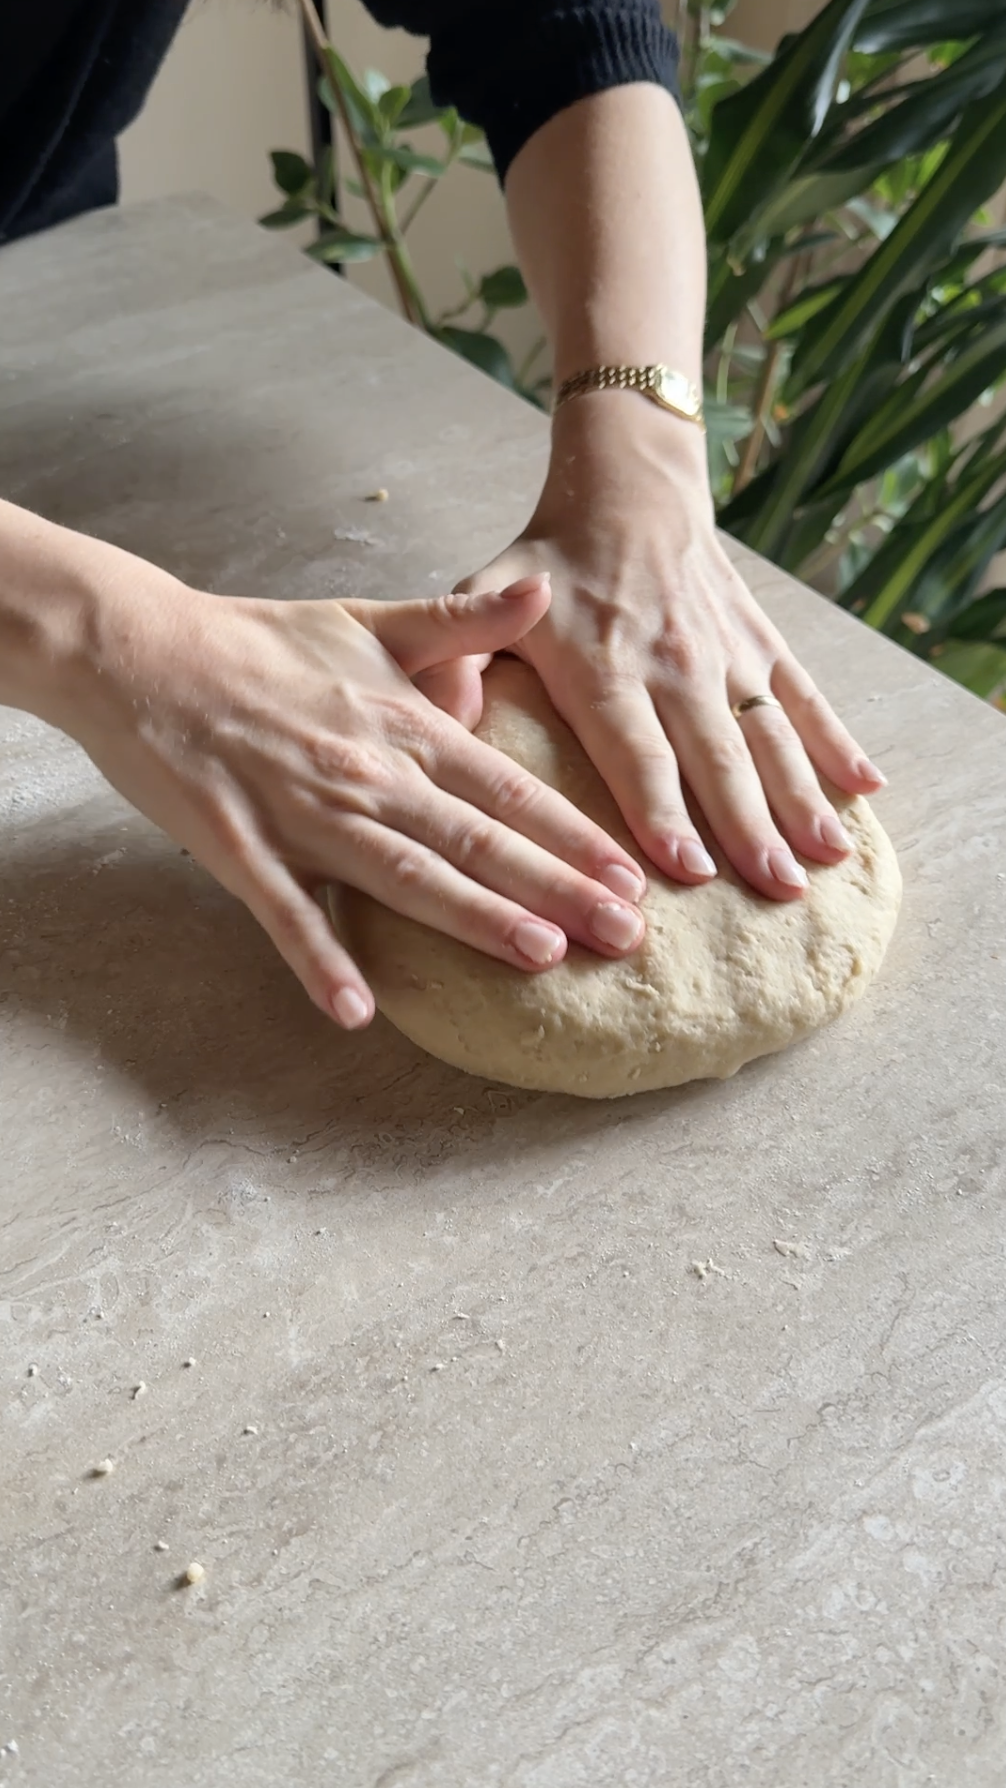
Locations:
412;657;488;730
346;573;551;677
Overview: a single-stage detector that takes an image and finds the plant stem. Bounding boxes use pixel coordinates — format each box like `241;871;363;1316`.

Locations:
380;172;430;330
435;292;478;326
399;176;438;236
517;335;548;387
400;124;461;235
715;322;739;406
295;0;421;326
679;0;706;106
734;253;806;493
733;337;783;492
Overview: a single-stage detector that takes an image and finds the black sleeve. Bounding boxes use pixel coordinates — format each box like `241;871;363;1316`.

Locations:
361;1;681;182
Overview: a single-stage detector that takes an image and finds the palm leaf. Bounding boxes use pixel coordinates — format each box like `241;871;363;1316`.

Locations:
815;316;1006;499
945;587;1006;642
738;296;919;559
855;0;1006;53
930;640;1006;701
702;0;872;243
841;449;1006;627
823;27;1006;172
910;493;1006;624
786;71;1006;398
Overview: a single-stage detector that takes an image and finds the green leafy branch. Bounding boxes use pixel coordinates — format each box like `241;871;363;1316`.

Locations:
692;0;1006;707
259;0;543;402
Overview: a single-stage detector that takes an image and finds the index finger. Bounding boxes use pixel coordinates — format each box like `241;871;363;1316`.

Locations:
422;721;647;905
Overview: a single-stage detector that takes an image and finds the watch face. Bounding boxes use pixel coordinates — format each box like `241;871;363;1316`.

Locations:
657;368;696;413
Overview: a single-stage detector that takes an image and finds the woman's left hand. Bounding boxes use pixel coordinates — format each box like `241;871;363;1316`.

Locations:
413;395;886;902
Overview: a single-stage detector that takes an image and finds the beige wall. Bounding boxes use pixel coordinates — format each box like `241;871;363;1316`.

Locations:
120;0;535;359
119;1;311;219
728;0;817;46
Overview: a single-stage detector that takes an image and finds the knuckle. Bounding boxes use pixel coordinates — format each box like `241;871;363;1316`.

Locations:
629;738;675;773
585;661;647;715
453;815;497;869
754;706;795;742
382;841;427;892
432;589;471;625
389;689;442;753
488;766;539;824
308;731;398;814
650;631;705;681
308;732;375;784
790;680;829;724
704;730;752;775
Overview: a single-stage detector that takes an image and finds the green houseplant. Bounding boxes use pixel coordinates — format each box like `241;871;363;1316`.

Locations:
263;0;1006;706
696;0;1006;705
260;0;546;404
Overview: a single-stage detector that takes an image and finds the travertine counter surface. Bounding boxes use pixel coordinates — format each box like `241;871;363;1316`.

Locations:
2;197;1005;1788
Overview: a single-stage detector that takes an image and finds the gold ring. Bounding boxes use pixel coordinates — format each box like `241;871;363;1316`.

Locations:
732;694;783;720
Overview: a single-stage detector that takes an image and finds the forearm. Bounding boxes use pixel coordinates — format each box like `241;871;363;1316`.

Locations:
506;83;706;385
505;84;710;497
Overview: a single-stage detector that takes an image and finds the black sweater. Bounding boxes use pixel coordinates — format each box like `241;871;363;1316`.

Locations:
0;1;679;247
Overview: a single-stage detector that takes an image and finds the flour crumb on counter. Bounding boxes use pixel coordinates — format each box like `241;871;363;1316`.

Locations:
91;1457;116;1477
154;1541;169;1553
364;487;389;502
332;527;379;547
773;1238;808;1259
182;1562;205;1587
132;1382;147;1399
690;1258;727;1282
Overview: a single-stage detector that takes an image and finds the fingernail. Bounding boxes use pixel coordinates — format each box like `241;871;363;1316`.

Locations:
818;814;853;853
332;987;370;1029
858;757;887;786
599;862;646;901
768;848;809;890
504;573;551;598
590;903;645;950
678;839;717;879
513;919;564;965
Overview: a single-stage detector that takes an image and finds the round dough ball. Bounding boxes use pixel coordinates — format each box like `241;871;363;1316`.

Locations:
334;660;901;1099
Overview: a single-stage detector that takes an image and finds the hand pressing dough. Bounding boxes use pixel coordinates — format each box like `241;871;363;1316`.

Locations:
333;659;901;1099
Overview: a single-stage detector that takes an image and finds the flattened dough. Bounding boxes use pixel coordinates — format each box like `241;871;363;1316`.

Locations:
334;660;901;1098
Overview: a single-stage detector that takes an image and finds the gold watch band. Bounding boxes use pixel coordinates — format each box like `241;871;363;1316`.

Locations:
553;364;705;430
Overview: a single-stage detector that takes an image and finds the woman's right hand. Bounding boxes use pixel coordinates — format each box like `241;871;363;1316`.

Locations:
50;551;646;1028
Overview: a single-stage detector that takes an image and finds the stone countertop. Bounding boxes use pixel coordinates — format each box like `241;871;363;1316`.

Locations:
2;196;1005;1788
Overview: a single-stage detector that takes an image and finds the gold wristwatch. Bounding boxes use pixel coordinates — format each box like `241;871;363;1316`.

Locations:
553;364;705;430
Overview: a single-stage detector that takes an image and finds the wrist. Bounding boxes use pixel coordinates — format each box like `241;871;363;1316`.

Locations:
0;501;98;724
0;500;190;735
539;387;715;522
